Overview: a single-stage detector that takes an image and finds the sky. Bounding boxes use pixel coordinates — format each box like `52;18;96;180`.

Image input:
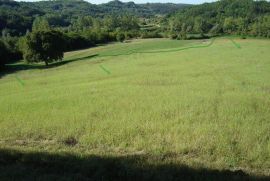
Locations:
16;0;218;5
87;0;217;4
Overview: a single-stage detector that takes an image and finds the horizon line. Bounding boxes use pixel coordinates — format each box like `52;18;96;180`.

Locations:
14;0;218;5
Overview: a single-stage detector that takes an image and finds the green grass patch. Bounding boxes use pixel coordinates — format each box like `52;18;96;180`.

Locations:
0;38;269;179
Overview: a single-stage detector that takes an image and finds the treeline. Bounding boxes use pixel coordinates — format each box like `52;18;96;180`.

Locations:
0;14;143;67
0;0;190;36
167;0;270;39
0;34;21;68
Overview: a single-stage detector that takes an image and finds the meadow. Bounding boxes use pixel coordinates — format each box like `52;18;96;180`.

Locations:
0;38;269;180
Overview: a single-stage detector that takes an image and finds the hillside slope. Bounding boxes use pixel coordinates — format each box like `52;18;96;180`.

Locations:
167;0;270;37
0;0;191;35
0;38;270;179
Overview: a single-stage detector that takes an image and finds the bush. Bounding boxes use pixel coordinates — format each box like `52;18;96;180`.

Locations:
65;33;93;51
177;31;187;40
170;33;178;39
116;32;125;42
241;35;247;39
141;31;162;39
186;34;210;40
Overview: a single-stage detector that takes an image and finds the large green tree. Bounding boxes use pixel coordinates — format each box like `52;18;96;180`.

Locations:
22;30;65;66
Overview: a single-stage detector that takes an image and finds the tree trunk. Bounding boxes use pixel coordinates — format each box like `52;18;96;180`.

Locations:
45;61;48;66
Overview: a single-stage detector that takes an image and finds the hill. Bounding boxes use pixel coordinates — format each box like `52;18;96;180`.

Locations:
0;0;191;35
167;0;270;37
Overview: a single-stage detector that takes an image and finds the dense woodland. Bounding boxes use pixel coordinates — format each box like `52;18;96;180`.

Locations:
167;0;270;39
0;0;270;67
0;0;189;36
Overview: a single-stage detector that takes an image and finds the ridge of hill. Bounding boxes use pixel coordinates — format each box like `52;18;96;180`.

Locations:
0;0;191;35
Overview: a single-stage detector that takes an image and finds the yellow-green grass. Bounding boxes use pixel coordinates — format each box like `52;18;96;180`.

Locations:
0;38;269;179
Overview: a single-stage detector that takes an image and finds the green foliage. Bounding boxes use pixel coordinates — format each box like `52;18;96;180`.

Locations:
0;40;8;67
141;32;161;39
0;0;190;36
32;17;50;32
116;32;125;42
1;33;22;62
170;33;178;39
0;0;43;36
168;0;270;38
177;31;187;40
22;30;65;66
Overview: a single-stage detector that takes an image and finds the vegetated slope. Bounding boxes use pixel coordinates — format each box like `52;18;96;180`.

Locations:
0;0;191;35
0;0;44;35
0;38;269;179
167;0;270;37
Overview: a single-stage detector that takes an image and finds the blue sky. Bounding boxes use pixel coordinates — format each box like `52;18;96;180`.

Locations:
16;0;218;5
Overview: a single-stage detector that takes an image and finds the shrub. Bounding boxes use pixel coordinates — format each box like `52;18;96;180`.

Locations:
116;32;125;42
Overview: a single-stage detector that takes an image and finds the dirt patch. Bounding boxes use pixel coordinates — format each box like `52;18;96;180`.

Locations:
63;137;78;147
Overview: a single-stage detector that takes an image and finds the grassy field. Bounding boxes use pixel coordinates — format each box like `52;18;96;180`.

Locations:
0;38;269;180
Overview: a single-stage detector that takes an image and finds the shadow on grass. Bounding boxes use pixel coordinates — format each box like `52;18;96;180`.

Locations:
0;54;98;79
0;148;268;181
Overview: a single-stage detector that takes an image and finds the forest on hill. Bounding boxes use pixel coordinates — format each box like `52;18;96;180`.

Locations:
167;0;270;38
0;0;190;36
0;0;270;68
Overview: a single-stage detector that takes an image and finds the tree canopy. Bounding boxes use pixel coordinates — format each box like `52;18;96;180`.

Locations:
0;0;190;36
167;0;270;38
22;30;65;66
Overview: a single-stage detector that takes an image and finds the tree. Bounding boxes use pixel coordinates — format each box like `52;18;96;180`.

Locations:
116;32;125;42
72;16;93;31
209;24;222;35
32;17;50;32
1;33;22;61
194;17;209;35
0;40;8;67
22;30;65;66
177;31;187;40
223;17;237;34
